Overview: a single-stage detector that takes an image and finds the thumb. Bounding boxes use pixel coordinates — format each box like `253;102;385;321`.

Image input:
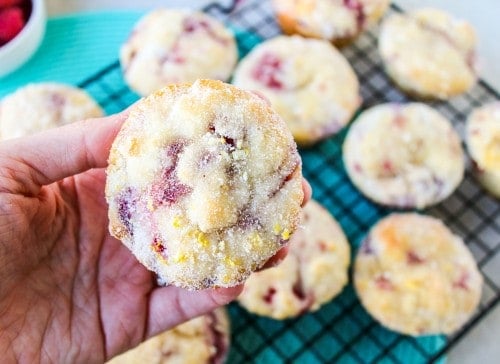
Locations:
0;111;127;195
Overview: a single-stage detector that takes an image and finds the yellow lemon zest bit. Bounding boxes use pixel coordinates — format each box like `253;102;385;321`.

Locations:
224;257;236;267
197;232;210;247
281;229;291;241
273;223;282;235
173;253;188;263
172;215;183;228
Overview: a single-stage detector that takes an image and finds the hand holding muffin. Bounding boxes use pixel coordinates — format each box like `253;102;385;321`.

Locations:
0;89;311;362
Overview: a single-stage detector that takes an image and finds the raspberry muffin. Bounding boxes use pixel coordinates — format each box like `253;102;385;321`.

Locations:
105;80;304;289
379;8;477;100
238;199;350;319
466;102;500;198
0;83;103;140
233;35;361;146
272;0;390;46
343;103;465;209
107;308;230;364
354;213;482;336
120;9;238;96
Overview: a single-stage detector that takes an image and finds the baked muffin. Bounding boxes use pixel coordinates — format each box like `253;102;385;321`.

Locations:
343;103;465;209
272;0;390;46
233;35;361;146
0;82;103;140
107;308;230;364
238;199;350;319
379;8;477;100
105;79;304;289
465;102;500;198
120;9;238;96
354;213;482;336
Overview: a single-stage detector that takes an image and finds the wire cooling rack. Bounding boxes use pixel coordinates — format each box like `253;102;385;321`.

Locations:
78;1;500;362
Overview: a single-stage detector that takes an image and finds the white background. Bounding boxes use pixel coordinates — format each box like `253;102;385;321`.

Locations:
45;1;500;363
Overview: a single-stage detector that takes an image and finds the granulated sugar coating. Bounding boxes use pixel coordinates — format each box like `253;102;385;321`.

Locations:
233;35;361;146
120;9;238;96
354;213;482;336
106;80;304;289
0;83;103;140
465;102;500;198
238;199;350;319
343;103;465;209
379;8;477;100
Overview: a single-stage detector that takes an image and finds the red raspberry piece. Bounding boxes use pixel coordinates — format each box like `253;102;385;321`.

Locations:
407;251;425;265
151;141;191;206
263;287;277;304
0;7;25;45
375;275;393;290
251;53;283;90
183;17;211;33
343;0;365;27
117;187;138;235
453;271;470;291
182;16;228;45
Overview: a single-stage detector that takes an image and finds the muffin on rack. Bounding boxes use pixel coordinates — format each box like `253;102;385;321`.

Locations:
233;35;361;146
120;9;238;96
379;8;477;100
105;80;304;290
465;102;500;198
272;0;390;46
0;82;103;140
354;213;482;336
343;103;465;209
107;308;230;364
238;199;350;319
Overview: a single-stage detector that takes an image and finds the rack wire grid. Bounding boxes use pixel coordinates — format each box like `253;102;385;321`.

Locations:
78;1;500;363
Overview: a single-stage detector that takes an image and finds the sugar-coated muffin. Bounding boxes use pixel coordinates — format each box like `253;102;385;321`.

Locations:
354;213;482;336
237;199;350;319
107;308;230;364
105;80;304;289
379;8;477;100
343;103;465;209
120;9;238;96
233;35;361;146
272;0;390;46
0;83;103;140
466;102;500;198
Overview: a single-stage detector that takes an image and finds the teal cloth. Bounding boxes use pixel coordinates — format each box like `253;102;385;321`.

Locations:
0;11;447;363
0;11;144;97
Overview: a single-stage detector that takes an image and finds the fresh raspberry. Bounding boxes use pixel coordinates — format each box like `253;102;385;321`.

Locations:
0;0;23;8
0;7;25;45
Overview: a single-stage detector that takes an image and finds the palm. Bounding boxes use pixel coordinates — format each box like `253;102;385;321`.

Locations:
0;168;155;362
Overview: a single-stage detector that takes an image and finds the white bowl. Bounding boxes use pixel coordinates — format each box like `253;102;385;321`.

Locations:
0;0;46;77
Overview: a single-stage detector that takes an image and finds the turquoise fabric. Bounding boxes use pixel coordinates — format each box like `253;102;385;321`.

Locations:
0;11;144;97
0;11;447;363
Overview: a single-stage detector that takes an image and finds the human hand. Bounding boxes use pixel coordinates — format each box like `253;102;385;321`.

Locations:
0;111;311;363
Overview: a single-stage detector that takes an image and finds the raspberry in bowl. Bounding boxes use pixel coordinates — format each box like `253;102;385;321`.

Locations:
0;0;46;77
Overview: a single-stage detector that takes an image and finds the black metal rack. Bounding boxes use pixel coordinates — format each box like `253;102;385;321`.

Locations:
77;1;500;362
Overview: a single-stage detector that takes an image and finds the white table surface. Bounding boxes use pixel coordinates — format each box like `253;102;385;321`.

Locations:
46;1;500;363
